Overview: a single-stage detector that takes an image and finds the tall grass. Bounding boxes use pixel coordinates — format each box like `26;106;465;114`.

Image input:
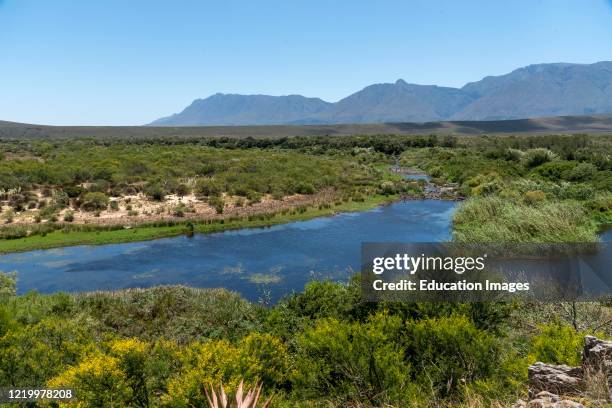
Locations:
453;196;599;243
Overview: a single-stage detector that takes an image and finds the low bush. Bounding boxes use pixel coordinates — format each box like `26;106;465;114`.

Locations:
529;323;583;366
81;192;109;211
522;148;558;168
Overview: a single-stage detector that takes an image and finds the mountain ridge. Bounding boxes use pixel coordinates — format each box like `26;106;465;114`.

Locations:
151;62;612;126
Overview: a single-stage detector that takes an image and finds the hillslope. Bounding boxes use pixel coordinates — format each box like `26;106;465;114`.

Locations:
3;115;612;140
150;62;612;125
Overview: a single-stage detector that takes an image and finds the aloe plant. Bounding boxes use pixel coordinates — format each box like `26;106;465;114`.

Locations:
204;380;272;408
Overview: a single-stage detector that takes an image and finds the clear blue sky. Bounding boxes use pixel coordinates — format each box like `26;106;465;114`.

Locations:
1;0;612;125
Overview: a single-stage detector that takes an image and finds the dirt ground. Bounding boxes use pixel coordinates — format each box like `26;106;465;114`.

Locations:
2;189;340;227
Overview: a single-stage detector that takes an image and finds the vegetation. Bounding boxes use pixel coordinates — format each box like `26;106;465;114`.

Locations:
2;274;609;407
0;137;423;251
0;133;610;406
400;134;612;241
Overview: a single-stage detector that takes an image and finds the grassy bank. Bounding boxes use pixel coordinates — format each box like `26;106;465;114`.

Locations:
0;194;398;253
401;135;612;243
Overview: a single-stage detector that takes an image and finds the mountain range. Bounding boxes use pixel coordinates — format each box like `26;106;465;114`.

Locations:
150;62;612;126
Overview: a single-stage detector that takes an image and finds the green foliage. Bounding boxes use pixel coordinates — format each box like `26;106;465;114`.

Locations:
74;286;263;343
453;196;599;243
522;190;546;205
209;196;225;214
145;183;165;201
293;313;410;404
0;281;526;407
536;160;576;181
404;316;502;397
81;192;109;211
529;323;583;366
0;271;16;298
49;349;134;407
163;333;288;406
0;133;609;406
265;280;366;338
504;148;524;162
567;162;597;181
380;180;397;195
522;148;558;168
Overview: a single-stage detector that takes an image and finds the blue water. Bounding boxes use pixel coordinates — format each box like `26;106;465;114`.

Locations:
404;174;430;181
0;200;456;301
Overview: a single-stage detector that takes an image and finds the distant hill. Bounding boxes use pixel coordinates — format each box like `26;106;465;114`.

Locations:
150;94;331;126
150;62;612;125
455;62;612;120
3;114;612;140
309;80;476;124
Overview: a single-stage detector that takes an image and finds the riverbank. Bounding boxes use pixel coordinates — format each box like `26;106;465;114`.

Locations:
0;193;399;254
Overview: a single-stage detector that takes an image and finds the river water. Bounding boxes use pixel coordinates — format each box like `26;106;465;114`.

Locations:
0;200;457;301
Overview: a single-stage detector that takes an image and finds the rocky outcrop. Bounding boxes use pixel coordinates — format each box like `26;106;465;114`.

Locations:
582;335;612;402
517;335;612;407
528;363;583;397
512;391;584;407
583;336;612;372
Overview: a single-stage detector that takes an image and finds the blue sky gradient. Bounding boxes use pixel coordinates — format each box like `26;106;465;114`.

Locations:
1;0;611;125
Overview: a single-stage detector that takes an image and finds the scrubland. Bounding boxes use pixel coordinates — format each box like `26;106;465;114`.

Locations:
0;133;611;406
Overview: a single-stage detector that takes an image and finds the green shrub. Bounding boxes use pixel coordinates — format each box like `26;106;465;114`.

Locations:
523;190;546;205
81;192;109;211
429;166;443;177
63;211;75;222
175;183;190;197
586;195;612;213
265;281;366;339
63;185;85;198
246;190;262;204
293;313;410;404
3;210;14;224
208;196;224;214
529;323;583;366
559;183;595;200
0;271;17;298
523;148;558;168
145;183;165;201
536;161;575;181
380;181;397;195
504;148;524;162
404;316;501;397
294;182;315;195
566;162;597;181
196;179;223;197
464;174;504;197
51;190;70;208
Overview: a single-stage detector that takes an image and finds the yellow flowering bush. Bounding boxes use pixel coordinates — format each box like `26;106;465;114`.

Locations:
49;353;132;407
162;334;288;407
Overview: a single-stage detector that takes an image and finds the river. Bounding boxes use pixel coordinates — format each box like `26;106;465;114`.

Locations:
0;199;456;301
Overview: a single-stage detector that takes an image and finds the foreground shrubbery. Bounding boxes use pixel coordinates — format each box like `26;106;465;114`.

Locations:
0;277;503;406
1;210;611;408
2;275;607;407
